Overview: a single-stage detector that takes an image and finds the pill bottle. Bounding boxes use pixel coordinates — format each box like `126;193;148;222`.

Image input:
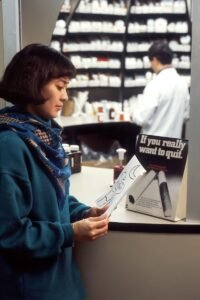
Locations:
69;144;82;173
62;143;71;168
113;148;126;181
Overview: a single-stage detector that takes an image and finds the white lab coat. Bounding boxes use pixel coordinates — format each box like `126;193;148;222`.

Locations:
132;67;190;138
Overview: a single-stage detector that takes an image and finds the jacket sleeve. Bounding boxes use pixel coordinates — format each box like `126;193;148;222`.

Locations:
0;132;75;259
68;195;90;222
0;172;75;258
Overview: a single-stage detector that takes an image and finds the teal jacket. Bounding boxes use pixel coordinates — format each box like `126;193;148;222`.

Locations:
0;120;90;299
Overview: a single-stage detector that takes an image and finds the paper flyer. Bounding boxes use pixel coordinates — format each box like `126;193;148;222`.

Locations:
95;155;146;216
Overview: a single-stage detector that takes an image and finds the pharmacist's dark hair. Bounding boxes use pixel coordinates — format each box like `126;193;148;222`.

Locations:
0;43;76;105
148;40;173;65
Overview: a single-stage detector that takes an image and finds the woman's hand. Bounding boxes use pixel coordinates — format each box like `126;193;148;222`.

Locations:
84;206;109;218
72;214;109;242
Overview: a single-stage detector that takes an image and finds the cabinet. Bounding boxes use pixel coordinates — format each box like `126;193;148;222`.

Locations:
51;0;191;107
61;119;140;162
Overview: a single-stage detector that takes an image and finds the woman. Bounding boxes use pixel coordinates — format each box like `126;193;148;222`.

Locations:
0;44;109;300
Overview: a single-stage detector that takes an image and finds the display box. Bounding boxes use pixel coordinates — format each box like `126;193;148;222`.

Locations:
126;134;188;221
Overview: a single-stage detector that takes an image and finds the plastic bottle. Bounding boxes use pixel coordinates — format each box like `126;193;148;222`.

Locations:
109;107;115;120
63;143;70;153
62;143;71;167
69;145;82;174
113;148;126;181
63;143;70;157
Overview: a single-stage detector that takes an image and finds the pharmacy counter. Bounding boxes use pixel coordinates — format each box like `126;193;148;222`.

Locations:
71;167;200;300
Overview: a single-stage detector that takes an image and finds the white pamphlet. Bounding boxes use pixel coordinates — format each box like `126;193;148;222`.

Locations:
95;155;146;216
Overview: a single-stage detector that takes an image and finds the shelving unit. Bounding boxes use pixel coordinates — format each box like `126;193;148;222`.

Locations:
123;0;191;99
50;0;191;107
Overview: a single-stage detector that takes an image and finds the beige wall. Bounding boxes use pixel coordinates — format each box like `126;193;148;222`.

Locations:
21;0;64;47
76;231;200;300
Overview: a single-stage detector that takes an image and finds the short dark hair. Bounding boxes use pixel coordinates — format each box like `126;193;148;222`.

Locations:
148;40;173;65
0;43;76;105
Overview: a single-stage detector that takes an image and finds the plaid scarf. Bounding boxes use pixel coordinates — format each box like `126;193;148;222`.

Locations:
0;106;70;210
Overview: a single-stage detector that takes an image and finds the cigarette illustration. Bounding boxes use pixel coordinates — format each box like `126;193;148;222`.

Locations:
95;190;114;207
128;170;157;204
157;170;172;217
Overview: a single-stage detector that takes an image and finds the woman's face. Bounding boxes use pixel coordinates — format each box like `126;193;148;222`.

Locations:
27;77;69;119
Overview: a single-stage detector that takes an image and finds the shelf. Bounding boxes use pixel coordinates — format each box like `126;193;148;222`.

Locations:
66;31;125;36
129;12;188;19
58;11;70;17
75;68;121;72
127;32;189;37
124;85;145;88
74;12;127;18
52;34;66;39
124;67;190;72
125;67;150;71
62;49;190;56
51;0;191;104
63;50;123;55
68;86;121;90
126;50;191;55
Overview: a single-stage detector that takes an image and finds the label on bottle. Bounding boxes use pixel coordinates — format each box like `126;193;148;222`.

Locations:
113;165;124;181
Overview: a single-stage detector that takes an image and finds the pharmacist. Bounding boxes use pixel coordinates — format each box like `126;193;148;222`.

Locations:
131;40;190;138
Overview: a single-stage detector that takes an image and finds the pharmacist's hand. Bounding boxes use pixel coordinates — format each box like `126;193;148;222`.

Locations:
72;215;109;242
84;206;109;218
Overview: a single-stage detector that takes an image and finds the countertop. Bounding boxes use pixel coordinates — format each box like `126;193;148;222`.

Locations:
70;166;200;233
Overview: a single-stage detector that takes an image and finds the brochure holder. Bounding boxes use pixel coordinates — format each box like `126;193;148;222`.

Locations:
126;134;188;221
96;134;188;222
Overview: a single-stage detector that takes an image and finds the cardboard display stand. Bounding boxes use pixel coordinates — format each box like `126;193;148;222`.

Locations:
126;134;188;221
96;133;188;221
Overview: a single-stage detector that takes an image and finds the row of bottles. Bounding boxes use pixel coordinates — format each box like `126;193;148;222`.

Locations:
62;142;127;181
51;0;191;104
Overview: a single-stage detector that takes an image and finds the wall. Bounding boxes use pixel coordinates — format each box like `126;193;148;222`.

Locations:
187;0;200;220
20;0;64;46
76;231;200;300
